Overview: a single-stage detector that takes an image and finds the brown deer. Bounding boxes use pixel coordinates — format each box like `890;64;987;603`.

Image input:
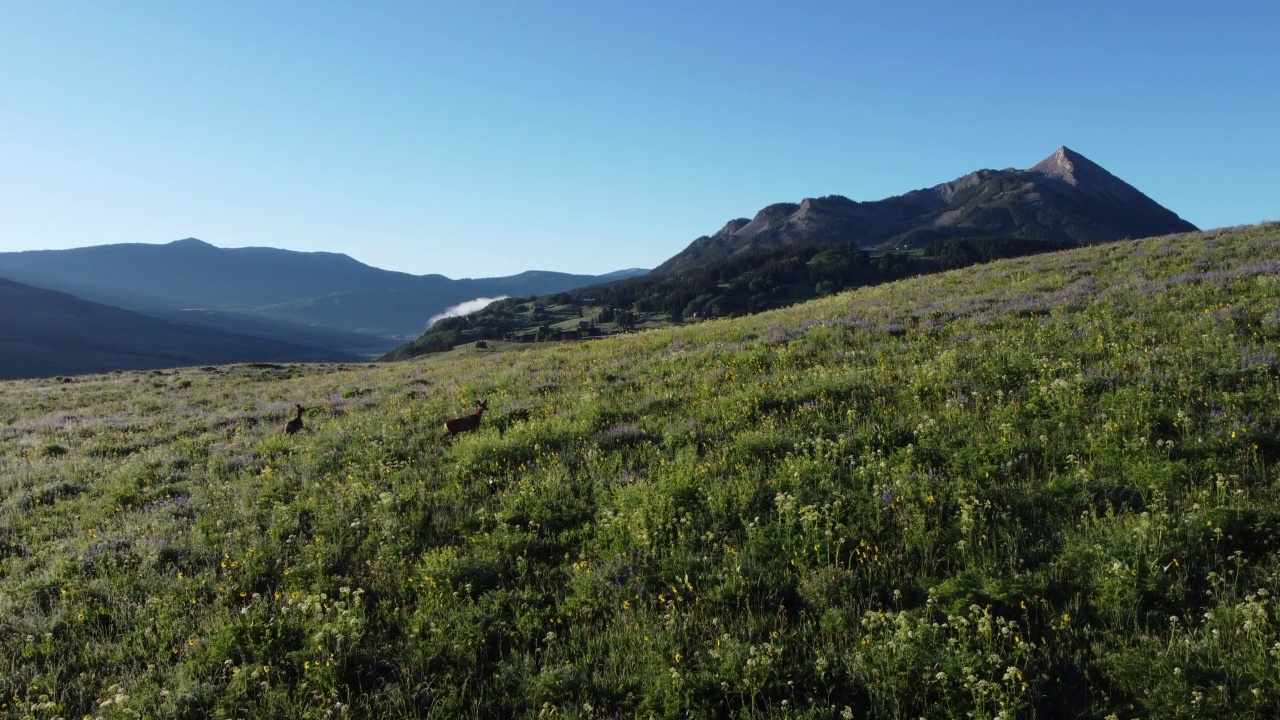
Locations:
444;400;488;436
283;404;305;435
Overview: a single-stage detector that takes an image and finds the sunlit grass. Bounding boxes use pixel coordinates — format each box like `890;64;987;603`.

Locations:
2;224;1280;718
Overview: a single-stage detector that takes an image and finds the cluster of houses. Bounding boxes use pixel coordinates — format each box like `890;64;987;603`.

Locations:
457;320;613;350
450;300;650;351
502;320;603;343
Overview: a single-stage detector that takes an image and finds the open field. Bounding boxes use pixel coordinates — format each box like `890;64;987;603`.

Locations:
3;224;1280;718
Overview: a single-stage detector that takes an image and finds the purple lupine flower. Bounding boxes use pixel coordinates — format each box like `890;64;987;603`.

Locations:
599;423;646;442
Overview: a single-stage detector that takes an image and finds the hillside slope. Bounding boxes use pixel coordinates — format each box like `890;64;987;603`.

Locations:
0;276;359;379
656;147;1198;274
387;235;1081;361
2;223;1278;718
0;239;643;337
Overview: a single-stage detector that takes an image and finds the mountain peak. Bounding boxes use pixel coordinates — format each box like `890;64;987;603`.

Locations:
1029;146;1110;186
714;218;751;238
655;148;1198;275
168;237;215;249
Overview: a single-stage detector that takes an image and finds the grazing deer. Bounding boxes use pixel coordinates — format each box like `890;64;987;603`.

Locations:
283;404;305;435
444;400;488;436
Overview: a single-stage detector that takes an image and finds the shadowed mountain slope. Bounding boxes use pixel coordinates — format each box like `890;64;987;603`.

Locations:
0;240;646;337
655;147;1198;275
0;276;362;379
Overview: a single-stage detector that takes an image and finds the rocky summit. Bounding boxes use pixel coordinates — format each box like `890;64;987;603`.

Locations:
655;147;1198;275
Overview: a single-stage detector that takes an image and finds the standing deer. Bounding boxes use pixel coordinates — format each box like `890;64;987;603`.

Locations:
283;404;305;435
444;400;488;436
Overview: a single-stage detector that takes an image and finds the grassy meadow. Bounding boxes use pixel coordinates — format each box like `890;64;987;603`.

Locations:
3;224;1280;719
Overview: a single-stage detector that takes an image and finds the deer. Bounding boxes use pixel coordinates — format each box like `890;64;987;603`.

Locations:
444;400;488;436
283;404;305;435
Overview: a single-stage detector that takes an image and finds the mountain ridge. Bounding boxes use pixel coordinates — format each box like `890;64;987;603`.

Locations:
0;276;364;379
0;240;646;337
655;147;1197;275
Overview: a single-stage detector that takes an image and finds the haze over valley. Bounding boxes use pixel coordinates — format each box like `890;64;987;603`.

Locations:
0;240;644;377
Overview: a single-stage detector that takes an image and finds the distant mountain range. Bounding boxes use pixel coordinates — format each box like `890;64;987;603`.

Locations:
655;147;1197;275
1;146;1202;377
0;276;368;380
0;239;647;338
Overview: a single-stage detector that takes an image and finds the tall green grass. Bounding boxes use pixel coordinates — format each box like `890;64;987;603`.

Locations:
2;224;1279;719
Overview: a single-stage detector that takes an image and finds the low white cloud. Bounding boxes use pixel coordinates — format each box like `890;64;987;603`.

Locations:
427;296;508;328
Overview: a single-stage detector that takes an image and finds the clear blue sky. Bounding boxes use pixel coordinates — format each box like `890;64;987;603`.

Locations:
1;1;1276;278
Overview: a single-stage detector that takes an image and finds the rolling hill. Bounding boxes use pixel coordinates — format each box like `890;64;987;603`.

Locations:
2;223;1277;717
0;276;366;379
386;235;1081;361
0;239;647;337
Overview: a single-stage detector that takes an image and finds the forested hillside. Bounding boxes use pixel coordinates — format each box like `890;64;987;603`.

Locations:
389;236;1078;361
